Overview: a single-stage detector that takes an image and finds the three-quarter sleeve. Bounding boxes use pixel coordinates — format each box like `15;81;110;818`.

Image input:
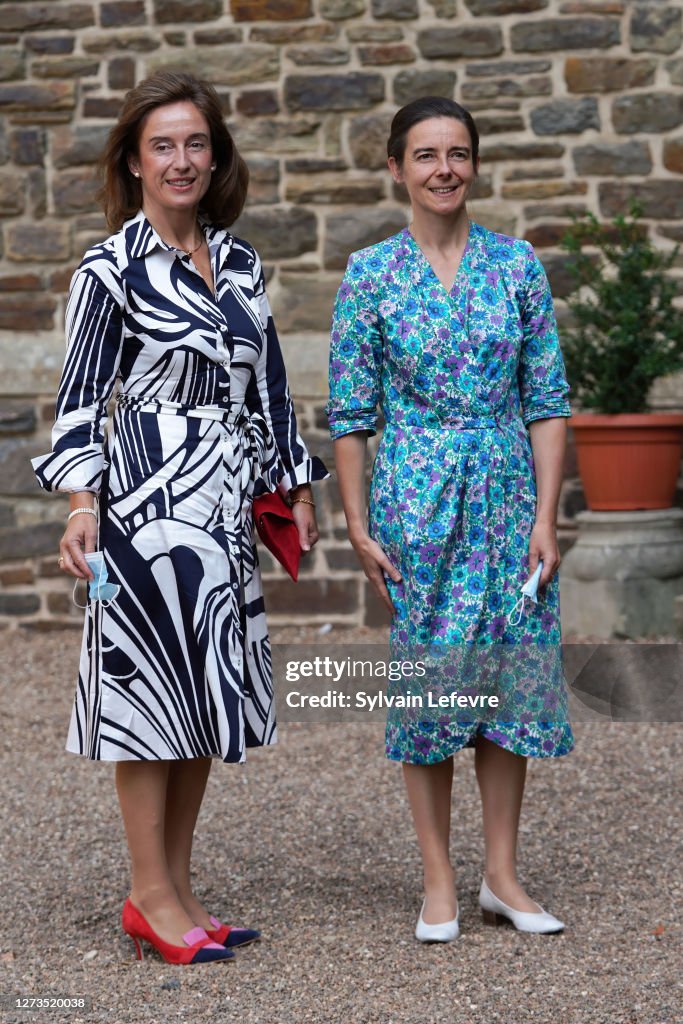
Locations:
245;250;327;493
326;253;383;439
517;246;571;426
32;267;124;494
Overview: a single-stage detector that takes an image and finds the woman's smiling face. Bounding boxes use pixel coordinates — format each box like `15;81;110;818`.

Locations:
389;116;479;220
128;100;214;221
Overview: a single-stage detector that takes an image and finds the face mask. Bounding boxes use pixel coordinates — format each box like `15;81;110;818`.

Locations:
73;551;120;608
507;560;543;627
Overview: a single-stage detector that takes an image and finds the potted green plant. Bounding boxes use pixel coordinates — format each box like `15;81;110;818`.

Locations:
560;202;683;510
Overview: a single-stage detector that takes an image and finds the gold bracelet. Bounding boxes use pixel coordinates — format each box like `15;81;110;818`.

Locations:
291;497;316;507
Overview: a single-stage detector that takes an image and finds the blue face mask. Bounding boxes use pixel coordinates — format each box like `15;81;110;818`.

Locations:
73;552;120;608
507;560;544;627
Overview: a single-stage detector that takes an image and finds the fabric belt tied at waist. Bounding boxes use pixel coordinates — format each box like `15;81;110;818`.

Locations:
116;392;247;425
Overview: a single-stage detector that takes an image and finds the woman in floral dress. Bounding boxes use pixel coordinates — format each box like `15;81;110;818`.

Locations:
328;98;571;940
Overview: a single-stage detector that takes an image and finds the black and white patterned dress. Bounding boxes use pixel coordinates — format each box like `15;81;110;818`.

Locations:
33;210;327;762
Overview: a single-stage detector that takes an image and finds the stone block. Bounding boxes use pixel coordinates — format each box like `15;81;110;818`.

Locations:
6;223;71;262
467;60;550;77
630;5;681;55
524;223;570;248
0;173;25;216
246;158;280;205
287;46;350;66
52;126;109;168
503;179;587;199
538;252;579;298
524;201;587;219
8;128;46;166
363;582;392;628
32;58;100;79
462;76;552;100
53;169;99;214
47;591;75;615
474;113;525;135
285;73;384;111
0;295;56;332
231;117;321;154
20;620;83;632
663;138;683;175
28;167;47;218
82;97;123;119
348;26;403;42
154;0;222;21
359;44;415;65
427;0;457;14
148;46;279;86
573;141;652;176
320;0;365;16
0;50;25;81
348;111;393;169
102;0;146;25
0;273;42;292
418;25;503;59
194;28;243;43
612;93;683;134
0;593;41;616
0;401;37;435
230;0;312;19
236;90;279;116
108;57;136;91
324;208;407;270
0;522;63;561
667;57;683;86
232;208;317;260
465;0;547;11
530;98;600;135
0;81;75;114
565;56;656;93
263;577;359;615
481;141;564;161
371;0;418;17
272;271;342;332
505;163;564;181
25;36;75;54
326;548;361;572
393;69;456;106
470;174;493;200
163;31;186;45
286;174;383;204
510;17;620;51
467;204;517;236
2;4;95;31
250;24;337;43
599;181;683;220
561;510;683;638
0;566;34;585
284;158;346;173
0;502;16;528
82;31;160;53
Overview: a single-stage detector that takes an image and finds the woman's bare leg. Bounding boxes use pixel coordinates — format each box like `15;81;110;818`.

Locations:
402;758;458;923
164;757;214;928
116;760;201;944
474;735;541;912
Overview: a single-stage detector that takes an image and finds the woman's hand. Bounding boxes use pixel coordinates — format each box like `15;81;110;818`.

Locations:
349;528;402;615
290;499;319;553
528;520;561;589
59;510;97;580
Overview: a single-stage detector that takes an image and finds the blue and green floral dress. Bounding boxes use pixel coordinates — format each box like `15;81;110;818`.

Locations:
327;223;574;763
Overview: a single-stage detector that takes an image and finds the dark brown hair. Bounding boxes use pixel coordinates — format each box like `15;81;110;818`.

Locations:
98;70;249;232
387;96;479;168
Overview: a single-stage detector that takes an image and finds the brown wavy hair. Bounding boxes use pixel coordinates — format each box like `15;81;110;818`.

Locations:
98;70;249;232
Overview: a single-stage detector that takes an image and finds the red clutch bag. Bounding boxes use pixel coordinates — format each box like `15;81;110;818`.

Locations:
253;490;301;581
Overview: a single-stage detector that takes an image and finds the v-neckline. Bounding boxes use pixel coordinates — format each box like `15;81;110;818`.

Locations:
404;223;473;298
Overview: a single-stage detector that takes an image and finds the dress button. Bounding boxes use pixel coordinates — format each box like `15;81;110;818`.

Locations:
220;324;229;333
222;397;229;403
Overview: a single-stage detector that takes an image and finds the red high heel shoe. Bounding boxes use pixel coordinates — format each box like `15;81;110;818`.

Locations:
122;899;235;964
205;915;261;948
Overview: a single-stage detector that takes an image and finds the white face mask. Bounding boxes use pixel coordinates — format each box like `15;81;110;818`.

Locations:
507;560;544;627
73;551;120;609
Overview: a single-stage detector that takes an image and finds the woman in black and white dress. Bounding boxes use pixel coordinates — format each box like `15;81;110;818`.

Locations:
33;70;326;964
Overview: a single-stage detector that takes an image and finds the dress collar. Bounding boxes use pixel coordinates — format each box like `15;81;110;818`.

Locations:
123;209;234;266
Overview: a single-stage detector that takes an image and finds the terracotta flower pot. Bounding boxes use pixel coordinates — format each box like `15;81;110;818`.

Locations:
570;413;683;511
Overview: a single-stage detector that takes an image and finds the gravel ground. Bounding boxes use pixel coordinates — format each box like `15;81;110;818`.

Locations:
1;627;680;1024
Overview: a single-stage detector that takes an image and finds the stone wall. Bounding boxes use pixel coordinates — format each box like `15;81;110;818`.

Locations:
1;0;682;630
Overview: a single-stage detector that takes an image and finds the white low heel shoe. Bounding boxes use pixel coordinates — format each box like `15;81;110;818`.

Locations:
415;900;460;943
479;879;564;933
